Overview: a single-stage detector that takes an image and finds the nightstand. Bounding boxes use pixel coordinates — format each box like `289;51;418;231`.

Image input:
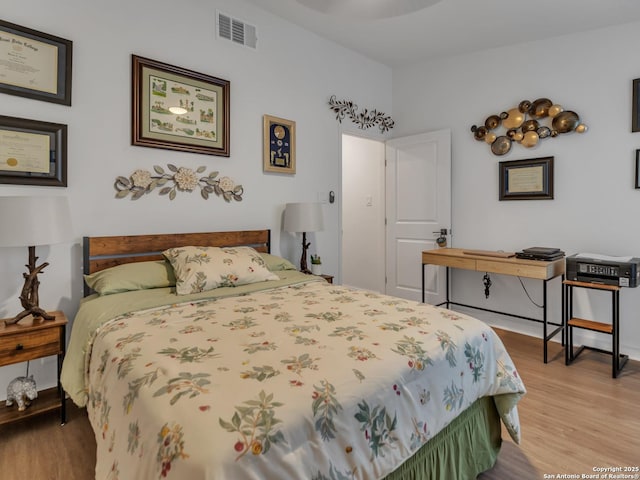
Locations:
319;274;334;284
0;311;67;426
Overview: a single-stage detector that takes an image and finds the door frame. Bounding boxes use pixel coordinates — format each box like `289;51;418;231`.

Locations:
338;127;387;289
340;127;451;301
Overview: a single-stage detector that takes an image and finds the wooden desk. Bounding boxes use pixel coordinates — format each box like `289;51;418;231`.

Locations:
422;248;565;362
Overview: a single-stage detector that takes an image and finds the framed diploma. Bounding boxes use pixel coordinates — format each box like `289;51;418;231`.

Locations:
263;114;296;174
635;150;640;189
0;20;72;106
633;79;640;133
0;115;67;187
132;55;230;156
499;157;553;201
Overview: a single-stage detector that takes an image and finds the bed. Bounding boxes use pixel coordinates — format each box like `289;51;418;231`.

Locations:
61;229;525;480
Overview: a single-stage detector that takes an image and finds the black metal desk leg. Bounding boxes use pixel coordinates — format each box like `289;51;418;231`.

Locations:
565;283;572;365
422;263;425;303
543;279;548;363
613;289;619;378
561;274;566;347
445;266;450;308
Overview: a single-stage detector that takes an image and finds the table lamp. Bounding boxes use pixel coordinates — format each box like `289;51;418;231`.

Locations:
283;202;324;274
0;196;72;325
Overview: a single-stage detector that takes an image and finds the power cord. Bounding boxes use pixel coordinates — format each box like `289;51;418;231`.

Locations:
482;273;492;298
517;276;543;308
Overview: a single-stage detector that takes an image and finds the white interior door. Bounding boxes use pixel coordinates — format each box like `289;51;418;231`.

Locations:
385;129;451;303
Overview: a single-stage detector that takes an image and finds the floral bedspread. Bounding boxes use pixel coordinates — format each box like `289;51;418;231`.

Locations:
85;281;525;480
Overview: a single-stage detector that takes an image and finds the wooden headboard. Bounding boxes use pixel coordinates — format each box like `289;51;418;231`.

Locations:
83;229;271;295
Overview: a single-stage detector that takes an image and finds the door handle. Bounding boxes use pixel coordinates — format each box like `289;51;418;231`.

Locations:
433;228;448;247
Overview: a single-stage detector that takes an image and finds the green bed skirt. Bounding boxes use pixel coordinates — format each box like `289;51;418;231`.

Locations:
384;396;501;480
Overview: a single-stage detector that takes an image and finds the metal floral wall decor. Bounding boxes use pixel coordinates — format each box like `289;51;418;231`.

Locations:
115;164;243;201
471;98;588;156
328;95;394;133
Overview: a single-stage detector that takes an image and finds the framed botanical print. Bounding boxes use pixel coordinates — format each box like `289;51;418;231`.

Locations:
132;55;230;156
263;114;295;174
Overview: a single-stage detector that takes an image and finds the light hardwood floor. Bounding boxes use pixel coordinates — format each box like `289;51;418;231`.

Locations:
1;328;638;479
480;329;640;479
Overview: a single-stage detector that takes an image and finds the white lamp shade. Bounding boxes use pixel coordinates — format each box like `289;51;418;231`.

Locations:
0;196;73;247
283;202;324;233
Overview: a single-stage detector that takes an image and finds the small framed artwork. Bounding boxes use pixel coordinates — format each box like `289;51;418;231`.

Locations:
499;156;553;201
132;55;230;156
635;150;640;189
633;79;640;132
0;115;67;187
263;114;296;174
0;20;73;106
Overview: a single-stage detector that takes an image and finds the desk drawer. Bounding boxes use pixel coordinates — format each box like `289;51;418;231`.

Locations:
0;328;61;366
477;259;551;280
422;252;476;270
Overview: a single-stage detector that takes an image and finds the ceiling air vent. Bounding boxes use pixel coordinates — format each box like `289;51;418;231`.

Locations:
217;12;257;49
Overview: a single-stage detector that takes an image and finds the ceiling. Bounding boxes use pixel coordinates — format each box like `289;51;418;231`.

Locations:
245;0;640;68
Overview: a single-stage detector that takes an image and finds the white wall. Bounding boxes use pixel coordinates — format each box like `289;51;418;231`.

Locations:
0;0;392;395
341;133;385;292
393;22;640;360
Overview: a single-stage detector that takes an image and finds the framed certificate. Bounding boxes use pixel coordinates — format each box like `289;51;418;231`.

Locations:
0;115;67;187
0;20;73;106
263;114;296;174
633;79;640;133
499;157;553;201
635;150;640;189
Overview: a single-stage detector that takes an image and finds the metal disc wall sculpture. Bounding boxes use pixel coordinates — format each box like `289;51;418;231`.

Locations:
471;98;587;156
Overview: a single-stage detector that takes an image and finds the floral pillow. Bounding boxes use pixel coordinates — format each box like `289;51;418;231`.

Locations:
163;246;279;295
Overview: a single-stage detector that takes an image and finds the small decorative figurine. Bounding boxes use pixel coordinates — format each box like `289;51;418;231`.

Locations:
5;375;38;411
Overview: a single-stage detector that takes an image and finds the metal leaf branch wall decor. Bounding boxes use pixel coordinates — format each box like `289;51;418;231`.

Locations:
328;95;394;133
115;164;243;202
471;97;588;156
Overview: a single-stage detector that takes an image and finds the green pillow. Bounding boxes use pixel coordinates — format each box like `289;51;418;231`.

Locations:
84;260;176;295
259;252;297;271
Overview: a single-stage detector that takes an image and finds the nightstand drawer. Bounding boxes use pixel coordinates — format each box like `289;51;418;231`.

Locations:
0;327;61;366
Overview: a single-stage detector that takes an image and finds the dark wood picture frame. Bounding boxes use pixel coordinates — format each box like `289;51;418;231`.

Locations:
0;115;67;187
132;55;230;157
499;156;553;201
0;20;72;106
633;79;640;132
635;150;640;189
